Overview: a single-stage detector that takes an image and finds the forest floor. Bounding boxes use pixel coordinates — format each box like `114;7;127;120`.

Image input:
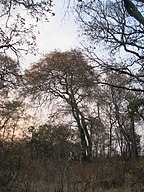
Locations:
2;156;144;192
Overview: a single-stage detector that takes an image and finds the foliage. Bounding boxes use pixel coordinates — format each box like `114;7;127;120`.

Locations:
25;49;95;98
27;123;78;162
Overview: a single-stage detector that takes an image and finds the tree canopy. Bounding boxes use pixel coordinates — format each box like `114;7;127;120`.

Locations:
24;49;97;161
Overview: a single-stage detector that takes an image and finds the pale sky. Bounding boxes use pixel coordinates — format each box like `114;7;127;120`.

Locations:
21;1;79;69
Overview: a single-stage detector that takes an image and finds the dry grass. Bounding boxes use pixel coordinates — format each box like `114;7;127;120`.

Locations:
1;157;144;192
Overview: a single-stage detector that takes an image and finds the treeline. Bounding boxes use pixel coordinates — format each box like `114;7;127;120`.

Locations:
0;132;144;192
1;50;144;162
0;49;144;191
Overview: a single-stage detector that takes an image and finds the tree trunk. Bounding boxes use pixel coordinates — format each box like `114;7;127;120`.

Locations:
69;93;92;162
130;115;138;159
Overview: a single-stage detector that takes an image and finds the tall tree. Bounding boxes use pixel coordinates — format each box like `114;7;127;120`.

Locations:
24;50;97;162
103;71;142;159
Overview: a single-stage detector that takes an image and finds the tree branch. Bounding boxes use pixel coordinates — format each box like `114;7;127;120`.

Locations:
124;0;144;25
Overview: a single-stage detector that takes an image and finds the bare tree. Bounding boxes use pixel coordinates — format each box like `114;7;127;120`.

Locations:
0;0;54;58
24;50;97;162
76;0;144;92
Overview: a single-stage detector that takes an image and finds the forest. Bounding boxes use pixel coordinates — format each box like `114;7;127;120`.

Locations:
0;0;144;192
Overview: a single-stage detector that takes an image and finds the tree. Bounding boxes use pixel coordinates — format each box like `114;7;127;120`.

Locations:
0;0;54;137
0;54;23;137
0;0;54;59
24;50;97;162
0;54;21;95
0;54;25;192
127;98;144;158
102;71;142;159
124;0;144;26
77;0;144;92
0;0;54;133
27;123;77;162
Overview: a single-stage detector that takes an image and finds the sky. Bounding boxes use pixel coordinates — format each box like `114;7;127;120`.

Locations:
21;1;79;69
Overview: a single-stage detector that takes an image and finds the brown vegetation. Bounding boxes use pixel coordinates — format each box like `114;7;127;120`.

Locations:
1;140;144;192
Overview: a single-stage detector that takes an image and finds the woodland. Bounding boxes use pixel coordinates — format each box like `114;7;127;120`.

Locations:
0;0;144;192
